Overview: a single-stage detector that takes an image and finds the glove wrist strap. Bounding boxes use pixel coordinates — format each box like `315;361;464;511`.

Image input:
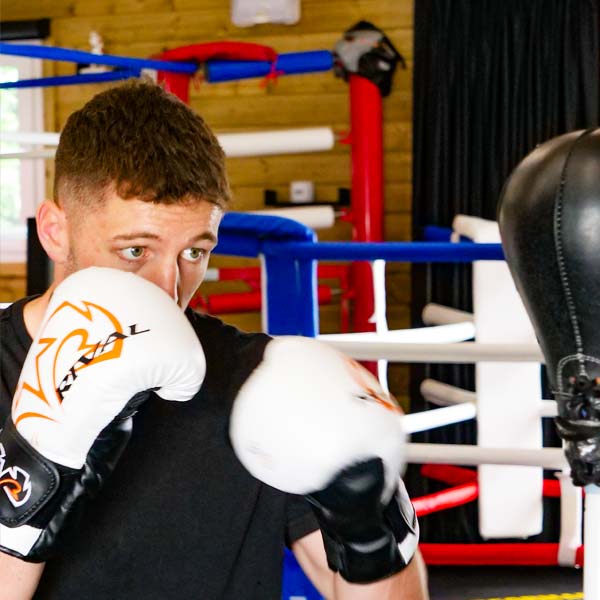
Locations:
308;460;419;583
1;420;81;561
0;419;61;527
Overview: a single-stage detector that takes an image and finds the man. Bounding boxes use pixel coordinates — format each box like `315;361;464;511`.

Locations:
0;80;428;599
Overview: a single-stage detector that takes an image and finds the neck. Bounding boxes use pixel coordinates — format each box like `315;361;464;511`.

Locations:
23;286;55;339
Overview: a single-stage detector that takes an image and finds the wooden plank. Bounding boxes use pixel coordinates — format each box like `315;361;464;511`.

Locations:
212;301;345;335
208;255;261;269
0;0;75;20
203;260;410;298
385;270;412;305
50;80;411;150
73;0;178;17
215;302;411;337
0;263;26;303
188;92;411;129
388;364;411;406
204;297;411;337
229;182;411;213
170;0;413;34
223;152;411;186
214;213;413;244
51;2;412;46
0;263;26;276
105;29;412;59
384;213;412;241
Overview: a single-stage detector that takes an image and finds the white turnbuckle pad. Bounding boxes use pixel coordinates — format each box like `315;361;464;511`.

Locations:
453;215;543;538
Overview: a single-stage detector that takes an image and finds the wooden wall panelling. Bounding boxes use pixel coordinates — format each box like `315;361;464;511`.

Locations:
0;263;26;302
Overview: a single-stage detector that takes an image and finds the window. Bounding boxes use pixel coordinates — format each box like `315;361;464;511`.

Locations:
0;43;45;263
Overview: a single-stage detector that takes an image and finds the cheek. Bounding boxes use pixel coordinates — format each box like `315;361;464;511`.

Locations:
178;261;208;305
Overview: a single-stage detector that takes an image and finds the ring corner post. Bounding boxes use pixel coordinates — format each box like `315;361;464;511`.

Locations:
262;244;318;338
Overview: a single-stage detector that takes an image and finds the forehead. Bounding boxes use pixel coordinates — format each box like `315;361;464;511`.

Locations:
75;192;223;242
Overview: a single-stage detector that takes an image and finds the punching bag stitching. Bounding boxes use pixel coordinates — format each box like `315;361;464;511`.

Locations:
552;130;593;387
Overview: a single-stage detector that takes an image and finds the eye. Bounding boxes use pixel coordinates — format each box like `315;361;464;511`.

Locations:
181;247;206;263
118;247;146;261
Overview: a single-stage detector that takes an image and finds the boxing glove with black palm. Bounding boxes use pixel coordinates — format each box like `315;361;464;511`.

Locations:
0;267;206;561
230;336;418;583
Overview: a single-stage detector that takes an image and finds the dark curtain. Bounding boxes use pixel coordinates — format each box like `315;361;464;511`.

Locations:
409;0;600;543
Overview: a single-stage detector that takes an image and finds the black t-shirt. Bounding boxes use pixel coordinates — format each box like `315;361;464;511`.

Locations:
0;298;319;599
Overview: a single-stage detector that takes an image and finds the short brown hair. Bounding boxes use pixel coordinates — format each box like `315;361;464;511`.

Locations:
54;78;231;208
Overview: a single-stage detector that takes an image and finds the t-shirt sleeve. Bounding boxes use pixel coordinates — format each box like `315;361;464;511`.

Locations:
284;493;320;547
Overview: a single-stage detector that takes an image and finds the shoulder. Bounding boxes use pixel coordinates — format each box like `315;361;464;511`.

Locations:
0;296;33;347
186;308;268;342
1;297;35;419
186;309;270;357
185;309;271;394
0;296;38;327
0;298;19;323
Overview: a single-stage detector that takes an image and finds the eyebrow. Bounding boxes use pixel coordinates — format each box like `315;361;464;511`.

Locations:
111;231;218;244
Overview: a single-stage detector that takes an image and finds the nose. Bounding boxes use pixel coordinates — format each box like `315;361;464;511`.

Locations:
143;260;179;304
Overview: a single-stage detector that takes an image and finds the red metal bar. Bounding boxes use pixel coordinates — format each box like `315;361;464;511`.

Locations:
543;478;561;498
421;464;477;485
420;543;584;567
317;265;350;279
197;265;350;322
413;483;478;517
212;267;261;283
349;74;383;342
196;285;333;314
349;74;384;244
214;265;349;282
422;464;563;498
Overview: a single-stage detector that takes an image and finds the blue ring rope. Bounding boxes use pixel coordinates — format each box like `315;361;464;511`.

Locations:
215;240;505;262
0;44;333;88
0;70;141;89
0;42;198;74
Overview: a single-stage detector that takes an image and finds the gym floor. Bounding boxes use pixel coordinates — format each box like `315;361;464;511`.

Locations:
428;566;583;599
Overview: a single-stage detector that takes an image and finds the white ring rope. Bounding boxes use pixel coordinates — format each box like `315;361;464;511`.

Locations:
0;127;335;160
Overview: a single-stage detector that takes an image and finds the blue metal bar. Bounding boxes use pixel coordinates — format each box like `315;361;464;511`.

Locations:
296;255;319;337
262;253;318;336
0;43;198;74
282;548;322;600
260;241;505;262
422;225;453;242
205;50;333;82
214;233;260;258
0;70;140;89
210;213;506;339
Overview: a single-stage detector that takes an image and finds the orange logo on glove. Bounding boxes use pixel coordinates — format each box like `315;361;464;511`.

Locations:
0;443;32;508
346;357;403;413
13;300;149;425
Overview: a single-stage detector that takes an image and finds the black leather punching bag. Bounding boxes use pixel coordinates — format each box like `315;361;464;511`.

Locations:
498;128;600;486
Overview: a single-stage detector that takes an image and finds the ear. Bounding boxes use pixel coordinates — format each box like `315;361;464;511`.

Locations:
36;200;69;264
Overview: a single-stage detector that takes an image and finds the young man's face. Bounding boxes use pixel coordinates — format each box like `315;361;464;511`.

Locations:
63;191;222;309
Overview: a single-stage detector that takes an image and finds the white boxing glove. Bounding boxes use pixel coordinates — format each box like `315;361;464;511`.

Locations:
230;336;405;499
230;336;418;583
0;267;205;561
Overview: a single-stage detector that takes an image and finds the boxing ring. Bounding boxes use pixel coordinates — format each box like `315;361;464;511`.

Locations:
2;39;597;598
214;211;598;600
